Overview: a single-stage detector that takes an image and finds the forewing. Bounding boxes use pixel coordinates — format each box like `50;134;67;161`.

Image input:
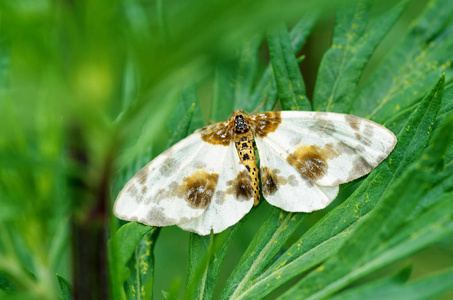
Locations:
253;111;396;212
178;142;255;235
114;131;231;226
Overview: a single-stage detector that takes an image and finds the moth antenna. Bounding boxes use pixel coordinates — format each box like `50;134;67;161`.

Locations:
250;95;268;115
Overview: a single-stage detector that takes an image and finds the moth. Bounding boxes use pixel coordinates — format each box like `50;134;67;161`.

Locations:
114;110;396;235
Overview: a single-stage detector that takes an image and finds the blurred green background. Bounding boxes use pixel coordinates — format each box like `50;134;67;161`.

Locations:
1;0;452;299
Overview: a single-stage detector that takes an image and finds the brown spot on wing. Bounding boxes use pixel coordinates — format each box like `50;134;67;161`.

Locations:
146;208;191;226
126;185;139;197
364;124;375;138
147;209;177;226
345;114;360;131
261;167;278;196
261;167;299;196
160;157;177;177
178;171;219;209
215;190;227;205
347;157;375;181
135;166;149;184
199;121;232;146
355;132;363;140
251;111;282;138
309;118;337;136
336;141;357;154
286;145;339;181
226;170;254;201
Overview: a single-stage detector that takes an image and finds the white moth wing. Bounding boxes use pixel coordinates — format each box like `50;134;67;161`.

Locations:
253;111;396;212
256;135;339;212
178;142;254;235
114;132;232;226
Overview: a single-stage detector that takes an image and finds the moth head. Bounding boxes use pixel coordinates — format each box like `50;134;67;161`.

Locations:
230;110;250;133
235;114;247;130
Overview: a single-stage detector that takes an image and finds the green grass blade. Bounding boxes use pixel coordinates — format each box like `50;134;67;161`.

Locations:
113;222;154;273
184;227;239;300
233;36;261;112
211;64;237;122
267;23;311;111
313;0;406;113
168;84;204;135
328;266;411;300
352;0;453;122
211;37;261;121
219;209;308;300
249;13;318;112
56;274;72;300
334;266;453;300
167;102;196;148
125;228;160;300
233;74;445;299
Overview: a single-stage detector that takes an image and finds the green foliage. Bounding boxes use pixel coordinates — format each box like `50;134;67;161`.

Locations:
1;0;453;299
313;0;407;113
56;274;72;300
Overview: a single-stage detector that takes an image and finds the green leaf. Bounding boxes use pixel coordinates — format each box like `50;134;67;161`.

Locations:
329;266;412;300
249;13;318;112
211;64;237;122
167;102;196;148
313;0;406;113
337;267;453;300
231;74;445;299
352;0;453;122
220;209;308;300
125;228;160;300
233;36;261;112
184;226;239;300
211;36;261;121
56;274;72;300
267;23;311;111
0;273;17;294
168;84;204;135
113;222;154;273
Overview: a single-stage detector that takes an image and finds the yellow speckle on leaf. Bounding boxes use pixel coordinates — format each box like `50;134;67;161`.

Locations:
318;265;325;272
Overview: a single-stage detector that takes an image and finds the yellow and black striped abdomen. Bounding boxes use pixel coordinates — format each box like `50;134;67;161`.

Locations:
234;131;260;205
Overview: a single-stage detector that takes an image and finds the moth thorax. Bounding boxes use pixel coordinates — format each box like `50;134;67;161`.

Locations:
234;115;249;133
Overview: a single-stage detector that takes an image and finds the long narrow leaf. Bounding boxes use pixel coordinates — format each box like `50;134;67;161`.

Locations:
220;209;308;299
352;0;453;122
313;0;406;113
332;266;453;300
249;13;318;112
267;23;311;111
